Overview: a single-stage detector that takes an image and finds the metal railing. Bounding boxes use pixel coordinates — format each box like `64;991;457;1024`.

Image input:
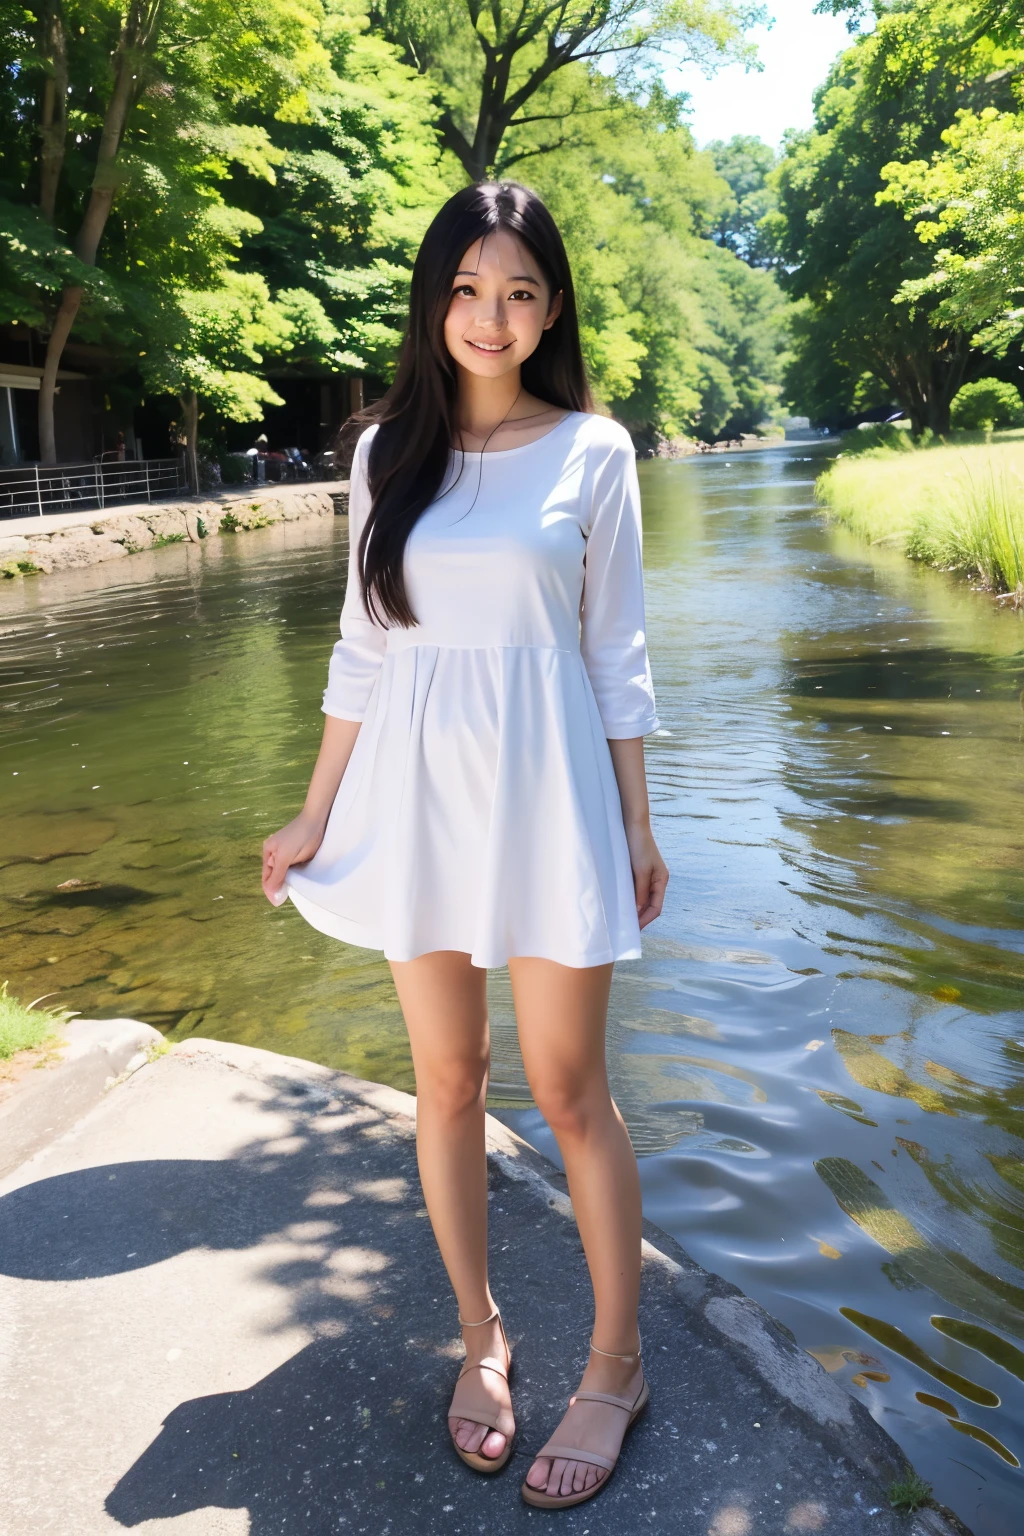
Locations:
0;458;188;519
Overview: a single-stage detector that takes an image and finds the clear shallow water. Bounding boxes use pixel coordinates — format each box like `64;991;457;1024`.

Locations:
1;449;1022;1532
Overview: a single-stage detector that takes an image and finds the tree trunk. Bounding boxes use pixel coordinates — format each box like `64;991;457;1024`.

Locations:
37;284;82;464
38;0;68;223
37;1;156;463
180;391;199;493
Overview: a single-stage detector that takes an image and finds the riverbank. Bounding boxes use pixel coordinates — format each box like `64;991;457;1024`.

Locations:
816;437;1024;600
0;1034;967;1535
0;479;350;582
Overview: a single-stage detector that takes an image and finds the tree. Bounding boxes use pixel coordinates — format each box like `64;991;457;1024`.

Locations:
766;5;1021;434
880;106;1024;358
706;134;777;266
138;273;339;490
524;73;787;439
4;0;345;462
372;0;762;180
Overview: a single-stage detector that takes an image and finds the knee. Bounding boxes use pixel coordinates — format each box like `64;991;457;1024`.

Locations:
530;1076;606;1142
418;1061;487;1122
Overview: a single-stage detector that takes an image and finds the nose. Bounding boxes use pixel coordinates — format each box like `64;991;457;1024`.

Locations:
477;294;507;329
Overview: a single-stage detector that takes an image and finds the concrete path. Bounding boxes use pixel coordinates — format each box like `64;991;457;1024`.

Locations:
0;1039;968;1535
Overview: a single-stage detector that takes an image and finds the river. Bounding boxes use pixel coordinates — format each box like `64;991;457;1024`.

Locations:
1;444;1022;1533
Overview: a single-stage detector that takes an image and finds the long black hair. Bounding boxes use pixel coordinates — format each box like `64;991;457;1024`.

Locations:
350;181;591;628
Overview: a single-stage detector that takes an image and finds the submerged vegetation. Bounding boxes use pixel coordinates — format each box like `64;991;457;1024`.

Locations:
0;980;71;1061
817;438;1024;597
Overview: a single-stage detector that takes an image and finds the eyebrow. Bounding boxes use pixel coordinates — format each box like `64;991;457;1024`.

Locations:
453;270;540;283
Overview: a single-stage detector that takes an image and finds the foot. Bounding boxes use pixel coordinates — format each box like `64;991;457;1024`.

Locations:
525;1347;643;1499
448;1314;514;1462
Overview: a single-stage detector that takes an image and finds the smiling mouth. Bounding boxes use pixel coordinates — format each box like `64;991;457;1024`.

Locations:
466;339;513;353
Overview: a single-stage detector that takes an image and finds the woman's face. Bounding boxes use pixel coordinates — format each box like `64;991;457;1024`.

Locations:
443;229;562;379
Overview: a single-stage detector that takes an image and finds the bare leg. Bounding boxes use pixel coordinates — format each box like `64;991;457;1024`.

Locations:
389;951;512;1462
509;958;644;1499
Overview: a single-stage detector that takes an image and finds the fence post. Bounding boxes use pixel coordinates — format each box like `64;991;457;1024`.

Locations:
145;461;151;502
34;465;41;517
96;461;103;510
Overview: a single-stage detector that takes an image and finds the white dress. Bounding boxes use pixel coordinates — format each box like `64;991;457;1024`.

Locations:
286;410;660;968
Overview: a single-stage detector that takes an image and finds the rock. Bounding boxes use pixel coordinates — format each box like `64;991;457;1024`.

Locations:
101;513;156;552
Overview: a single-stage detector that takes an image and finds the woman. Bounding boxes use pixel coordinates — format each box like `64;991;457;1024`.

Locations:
261;181;668;1511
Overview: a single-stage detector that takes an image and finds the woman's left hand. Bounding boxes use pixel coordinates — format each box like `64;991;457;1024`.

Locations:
625;821;669;929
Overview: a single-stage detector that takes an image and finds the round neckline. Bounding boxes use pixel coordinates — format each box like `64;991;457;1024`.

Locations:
451;410;581;458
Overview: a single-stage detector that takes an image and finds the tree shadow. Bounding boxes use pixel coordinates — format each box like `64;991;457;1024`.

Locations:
0;1067;610;1531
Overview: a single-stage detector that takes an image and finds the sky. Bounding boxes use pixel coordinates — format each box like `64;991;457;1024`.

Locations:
664;0;858;150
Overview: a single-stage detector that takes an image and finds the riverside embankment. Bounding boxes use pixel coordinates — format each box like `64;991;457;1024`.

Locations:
0;478;349;580
816;434;1024;600
1;444;1022;1532
0;1030;964;1536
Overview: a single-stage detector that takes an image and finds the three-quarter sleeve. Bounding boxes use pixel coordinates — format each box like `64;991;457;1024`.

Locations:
580;430;660;738
322;426;387;720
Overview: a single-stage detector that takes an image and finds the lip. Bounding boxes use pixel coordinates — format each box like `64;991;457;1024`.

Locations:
465;339;513;354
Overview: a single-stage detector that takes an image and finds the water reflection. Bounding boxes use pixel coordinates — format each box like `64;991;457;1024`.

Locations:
1;447;1023;1532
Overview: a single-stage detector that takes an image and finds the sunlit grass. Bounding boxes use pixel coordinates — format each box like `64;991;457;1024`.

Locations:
817;439;1024;594
0;981;72;1061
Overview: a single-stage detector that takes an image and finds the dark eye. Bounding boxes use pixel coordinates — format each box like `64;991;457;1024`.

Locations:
452;284;476;298
509;289;536;301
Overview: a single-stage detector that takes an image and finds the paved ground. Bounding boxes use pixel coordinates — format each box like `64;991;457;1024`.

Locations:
0;1039;968;1535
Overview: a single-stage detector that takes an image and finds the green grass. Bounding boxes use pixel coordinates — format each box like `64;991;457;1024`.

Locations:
151;532;186;548
817;437;1024;594
0;981;73;1061
885;1471;933;1513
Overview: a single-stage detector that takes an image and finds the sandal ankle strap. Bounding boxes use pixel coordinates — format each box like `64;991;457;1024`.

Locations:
458;1307;500;1328
589;1335;641;1362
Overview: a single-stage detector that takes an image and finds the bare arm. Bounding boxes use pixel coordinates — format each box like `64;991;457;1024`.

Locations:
261;715;362;904
607;737;668;930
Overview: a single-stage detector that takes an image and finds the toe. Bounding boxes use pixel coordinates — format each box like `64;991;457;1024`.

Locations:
526;1456;551;1490
480;1429;507;1461
449;1417;485;1454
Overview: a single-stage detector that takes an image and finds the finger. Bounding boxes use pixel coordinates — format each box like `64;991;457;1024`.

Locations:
638;872;667;928
261;852;290;906
633;862;653;917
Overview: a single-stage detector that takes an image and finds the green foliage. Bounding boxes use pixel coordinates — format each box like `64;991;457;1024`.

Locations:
219;454;250;485
0;0;783;444
706;134;778;266
374;0;762;180
880;107;1024;356
950;379;1024;431
841;422;919;456
0;980;72;1060
886;1471;933;1514
818;437;1024;593
769;0;1024;434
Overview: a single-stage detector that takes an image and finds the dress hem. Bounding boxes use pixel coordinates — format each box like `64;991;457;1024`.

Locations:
287;888;640;969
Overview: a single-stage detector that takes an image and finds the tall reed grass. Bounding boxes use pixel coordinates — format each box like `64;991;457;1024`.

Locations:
817;439;1024;595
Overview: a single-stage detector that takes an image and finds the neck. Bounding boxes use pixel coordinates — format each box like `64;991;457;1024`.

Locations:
455;364;523;431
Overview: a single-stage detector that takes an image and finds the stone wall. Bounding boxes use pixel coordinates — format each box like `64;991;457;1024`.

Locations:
0;484;348;579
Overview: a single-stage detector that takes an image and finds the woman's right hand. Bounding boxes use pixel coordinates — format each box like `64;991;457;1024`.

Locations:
262;812;327;907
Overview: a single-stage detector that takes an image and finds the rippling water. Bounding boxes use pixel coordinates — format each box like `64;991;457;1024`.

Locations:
1;447;1022;1532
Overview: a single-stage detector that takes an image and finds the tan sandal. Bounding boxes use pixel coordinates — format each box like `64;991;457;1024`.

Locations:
521;1340;648;1509
448;1307;515;1474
